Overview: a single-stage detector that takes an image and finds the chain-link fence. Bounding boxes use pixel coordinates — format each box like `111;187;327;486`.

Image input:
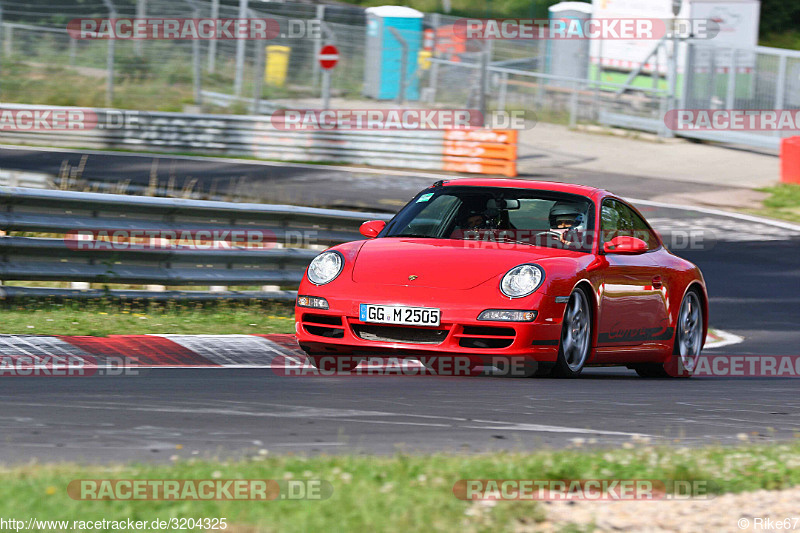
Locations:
0;0;369;110
1;1;799;150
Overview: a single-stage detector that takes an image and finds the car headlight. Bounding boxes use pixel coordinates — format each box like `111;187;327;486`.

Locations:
307;251;344;285
500;264;544;298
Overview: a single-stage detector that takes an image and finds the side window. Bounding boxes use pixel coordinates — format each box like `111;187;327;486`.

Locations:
601;200;660;250
600;200;621;245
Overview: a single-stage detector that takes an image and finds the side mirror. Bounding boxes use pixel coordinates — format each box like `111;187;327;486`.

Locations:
604;235;648;254
359;220;386;238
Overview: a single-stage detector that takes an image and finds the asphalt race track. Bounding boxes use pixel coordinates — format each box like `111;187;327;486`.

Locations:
1;147;799;463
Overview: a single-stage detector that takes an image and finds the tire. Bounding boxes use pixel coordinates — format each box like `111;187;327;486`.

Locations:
635;289;703;378
551;288;592;378
307;354;361;373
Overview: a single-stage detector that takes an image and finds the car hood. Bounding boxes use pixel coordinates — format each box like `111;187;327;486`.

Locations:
350;238;581;290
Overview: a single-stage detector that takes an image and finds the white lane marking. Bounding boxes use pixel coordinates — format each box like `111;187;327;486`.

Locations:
628;197;800;232
705;329;745;349
647;216;800;241
462;420;652;436
266;442;345;447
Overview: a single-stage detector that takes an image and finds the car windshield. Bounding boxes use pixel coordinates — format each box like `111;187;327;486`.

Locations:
381;186;595;253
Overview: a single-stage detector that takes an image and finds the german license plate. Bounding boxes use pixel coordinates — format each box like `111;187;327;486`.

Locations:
359;304;441;326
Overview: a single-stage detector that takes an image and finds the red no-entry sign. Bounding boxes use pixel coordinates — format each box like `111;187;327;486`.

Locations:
318;44;339;70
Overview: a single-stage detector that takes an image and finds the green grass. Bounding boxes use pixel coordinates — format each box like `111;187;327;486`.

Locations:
2;441;800;532
760;31;800;50
0;300;296;336
753;183;800;223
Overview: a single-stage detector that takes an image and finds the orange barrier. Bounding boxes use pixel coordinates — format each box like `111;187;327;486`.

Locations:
442;129;517;177
780;137;800;184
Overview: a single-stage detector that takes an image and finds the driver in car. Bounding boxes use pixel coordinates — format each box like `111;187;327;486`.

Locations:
547;202;586;246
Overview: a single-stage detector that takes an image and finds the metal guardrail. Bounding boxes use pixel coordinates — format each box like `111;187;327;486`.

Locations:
0;187;392;300
0;104;518;177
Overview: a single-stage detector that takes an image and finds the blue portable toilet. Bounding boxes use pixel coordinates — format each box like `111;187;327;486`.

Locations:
363;6;423;101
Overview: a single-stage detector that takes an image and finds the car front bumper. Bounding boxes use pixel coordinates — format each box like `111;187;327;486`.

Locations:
294;282;566;364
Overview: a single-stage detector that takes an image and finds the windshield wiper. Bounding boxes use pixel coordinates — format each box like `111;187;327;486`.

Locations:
391;233;438;238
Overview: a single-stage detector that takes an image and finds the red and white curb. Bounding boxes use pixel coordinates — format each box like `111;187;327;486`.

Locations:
0;329;742;370
704;329;745;350
0;334;303;369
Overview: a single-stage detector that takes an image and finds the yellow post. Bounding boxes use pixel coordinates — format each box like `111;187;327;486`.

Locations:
418;50;432;71
265;45;291;87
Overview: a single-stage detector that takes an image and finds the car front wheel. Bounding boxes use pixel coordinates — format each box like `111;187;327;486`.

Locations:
552;288;592;378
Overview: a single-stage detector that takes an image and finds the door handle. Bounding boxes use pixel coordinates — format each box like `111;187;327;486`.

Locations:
651;276;663;289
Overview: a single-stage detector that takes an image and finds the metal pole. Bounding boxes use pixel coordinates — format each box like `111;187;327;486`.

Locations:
208;0;219;73
428;13;440;103
102;0;116;107
0;6;3;97
678;40;691;111
69;37;77;66
193;8;202;105
252;42;265;114
569;81;578;128
3;24;10;58
479;40;489;124
233;0;248;96
322;69;331;110
135;0;145;56
725;47;736;110
497;72;507;112
775;54;787;111
312;4;325;89
667;31;677;110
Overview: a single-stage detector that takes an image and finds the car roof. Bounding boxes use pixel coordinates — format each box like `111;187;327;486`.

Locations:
439;178;609;199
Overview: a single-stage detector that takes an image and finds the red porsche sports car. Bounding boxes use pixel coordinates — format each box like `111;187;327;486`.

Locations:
295;179;708;378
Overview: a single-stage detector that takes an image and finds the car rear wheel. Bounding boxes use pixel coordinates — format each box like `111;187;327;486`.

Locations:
552;288;592;378
634;289;703;378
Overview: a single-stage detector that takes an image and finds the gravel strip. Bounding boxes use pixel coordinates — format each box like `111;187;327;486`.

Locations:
526;486;800;532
